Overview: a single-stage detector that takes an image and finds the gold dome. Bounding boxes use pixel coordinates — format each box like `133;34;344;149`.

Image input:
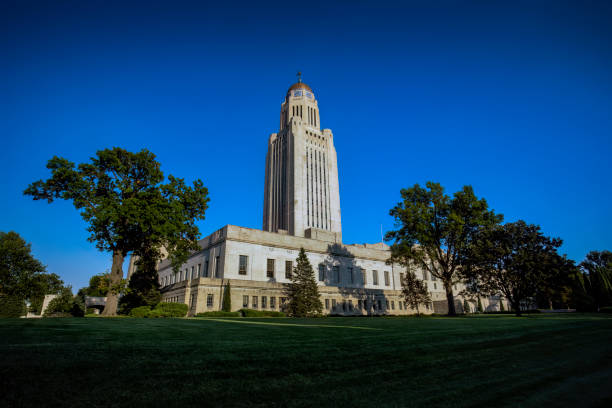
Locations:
287;82;313;94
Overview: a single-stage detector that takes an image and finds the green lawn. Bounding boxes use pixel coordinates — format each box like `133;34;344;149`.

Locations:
1;315;611;407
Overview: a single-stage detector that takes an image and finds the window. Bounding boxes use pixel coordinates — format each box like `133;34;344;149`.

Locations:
252;296;258;309
215;256;221;278
391;301;395;310
361;268;366;284
348;300;353;311
348;267;353;284
372;300;376;310
423;270;429;280
434;283;437;290
377;299;382;310
266;259;275;278
372;270;379;285
262;296;267;309
325;299;330;310
191;266;195;279
270;297;276;309
243;295;249;308
399;301;403;310
386;300;390;309
333;266;340;282
332;299;337;310
179;271;183;281
384;271;390;286
342;302;347;312
400;273;405;286
207;294;214;308
358;299;363;309
204;259;209;277
239;255;248;275
197;264;201;277
280;297;287;305
318;264;325;282
285;260;293;279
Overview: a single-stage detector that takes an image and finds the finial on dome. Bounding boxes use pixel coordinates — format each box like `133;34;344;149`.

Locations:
297;71;302;83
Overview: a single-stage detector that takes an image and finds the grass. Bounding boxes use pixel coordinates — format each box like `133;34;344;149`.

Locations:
1;314;611;407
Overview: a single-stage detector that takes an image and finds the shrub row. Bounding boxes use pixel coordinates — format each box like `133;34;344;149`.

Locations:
0;296;26;318
240;308;286;317
196;311;241;317
128;302;188;318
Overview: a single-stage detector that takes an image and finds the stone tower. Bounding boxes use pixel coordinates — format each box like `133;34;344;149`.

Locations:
263;77;342;242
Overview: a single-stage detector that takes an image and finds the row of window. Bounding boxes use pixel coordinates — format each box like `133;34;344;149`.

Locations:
324;298;432;312
161;256;221;287
242;295;287;309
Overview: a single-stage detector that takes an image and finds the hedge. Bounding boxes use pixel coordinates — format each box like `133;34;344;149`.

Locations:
240;309;286;317
0;296;26;318
129;306;151;318
196;311;241;317
147;302;188;318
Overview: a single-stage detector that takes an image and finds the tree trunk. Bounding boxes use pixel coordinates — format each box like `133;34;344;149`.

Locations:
445;283;456;316
101;250;124;316
511;299;522;317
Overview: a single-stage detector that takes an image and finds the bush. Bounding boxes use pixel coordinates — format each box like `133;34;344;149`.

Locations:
240;309;286;317
146;302;188;318
44;287;83;317
0;296;26;318
599;306;612;313
196;311;241;317
129;306;151;318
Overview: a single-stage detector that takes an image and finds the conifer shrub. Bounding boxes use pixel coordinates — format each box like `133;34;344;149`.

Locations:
222;282;231;312
129;306;151;318
463;299;470;314
146;302;188;318
0;296;26;318
477;297;483;313
240;309;286;317
196;311;241;317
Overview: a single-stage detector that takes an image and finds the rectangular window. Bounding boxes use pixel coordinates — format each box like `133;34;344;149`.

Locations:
372;300;376;310
348;300;353;311
434;283;437;290
243;295;249;308
179;271;183;281
400;273;405;286
386;300;390;309
399;301;403;310
285;260;293;279
361;268;366;284
423;270;429;280
325;299;330;310
358;299;363;309
280;297;287;305
252;296;258;309
270;297;276;309
348;267;353;284
267;259;275;278
207;294;213;308
197;264;201;277
191;266;195;279
391;301;395;310
332;299;337;310
372;270;379;285
342;302;347;312
333;266;340;282
318;264;325;282
239;255;248;275
204;259;209;277
215;256;221;278
384;271;390;286
262;296;267;309
377;300;382;310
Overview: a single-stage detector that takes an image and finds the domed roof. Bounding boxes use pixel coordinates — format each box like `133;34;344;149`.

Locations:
288;81;313;94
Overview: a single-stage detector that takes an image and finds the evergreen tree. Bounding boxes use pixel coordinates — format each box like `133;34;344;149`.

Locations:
463;299;470;314
477;297;483;313
499;297;505;312
400;270;431;316
222;281;231;312
285;248;322;317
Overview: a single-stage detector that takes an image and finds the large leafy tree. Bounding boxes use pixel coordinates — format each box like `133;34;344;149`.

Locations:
464;220;570;316
0;231;63;308
400;270;431;315
579;250;612;311
286;248;323;317
24;147;209;315
386;182;502;316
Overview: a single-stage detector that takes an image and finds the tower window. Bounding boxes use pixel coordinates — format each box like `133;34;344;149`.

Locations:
267;258;275;278
239;255;248;275
285;260;293;279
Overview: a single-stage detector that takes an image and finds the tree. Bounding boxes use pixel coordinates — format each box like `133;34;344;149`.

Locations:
222;282;232;312
118;266;161;314
499;297;505;312
44;286;83;317
477;297;483;313
386;182;502;316
24;147;210;315
463;299;470;314
0;231;64;314
400;271;431;315
579;250;612;311
286;248;323;317
464;220;568;316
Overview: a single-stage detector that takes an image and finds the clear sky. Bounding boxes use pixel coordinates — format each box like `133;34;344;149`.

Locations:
2;1;611;291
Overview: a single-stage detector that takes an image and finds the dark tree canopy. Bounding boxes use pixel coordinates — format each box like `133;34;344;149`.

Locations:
386;182;502;315
400;271;431;315
285;248;323;317
24;147;210;315
579;250;612;311
464;220;570;316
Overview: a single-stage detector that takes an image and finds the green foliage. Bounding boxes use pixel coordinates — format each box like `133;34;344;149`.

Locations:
79;272;111;298
285;248;323;317
196;311;241;317
386;182;502;316
400;271;431;314
0;295;26;317
222;282;231;312
463;299;470;314
146;302;188;318
477;297;483;313
465;220;570;316
239;309;286;317
579;250;612;311
44;287;83;317
118;266;161;315
499;298;505;312
129;306;152;318
24;147;210;315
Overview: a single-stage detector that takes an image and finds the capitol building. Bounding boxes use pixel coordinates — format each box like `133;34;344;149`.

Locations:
143;78;504;316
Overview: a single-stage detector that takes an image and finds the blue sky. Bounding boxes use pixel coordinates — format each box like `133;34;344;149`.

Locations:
2;0;611;291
